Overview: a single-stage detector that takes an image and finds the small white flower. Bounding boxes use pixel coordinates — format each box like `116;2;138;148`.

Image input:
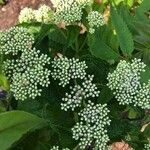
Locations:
2;27;51;101
72;101;110;149
51;57;88;87
19;7;35;23
50;146;70;150
87;11;105;34
0;27;34;55
107;58;150;109
35;5;53;23
54;0;89;25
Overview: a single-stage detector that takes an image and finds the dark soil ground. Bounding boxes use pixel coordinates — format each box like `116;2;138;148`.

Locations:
0;0;52;30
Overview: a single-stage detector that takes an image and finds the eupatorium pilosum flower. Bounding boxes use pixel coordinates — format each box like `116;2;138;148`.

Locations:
53;0;90;25
72;101;111;149
87;11;105;34
51;57;87;87
107;58;150;109
2;27;51;101
61;75;100;111
0;27;34;55
136;80;150;109
3;48;51;101
18;5;53;23
18;7;35;23
34;5;53;23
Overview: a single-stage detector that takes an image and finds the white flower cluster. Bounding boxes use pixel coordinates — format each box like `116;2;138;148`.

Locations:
4;48;50;101
19;7;35;23
107;58;150;109
50;146;70;150
144;141;150;150
51;57;87;87
87;11;105;34
19;5;53;23
72;101;111;149
34;5;53;23
61;75;100;111
54;0;89;25
0;27;34;55
136;81;150;109
2;27;51;101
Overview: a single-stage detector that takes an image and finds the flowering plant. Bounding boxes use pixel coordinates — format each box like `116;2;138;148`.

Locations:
0;0;150;150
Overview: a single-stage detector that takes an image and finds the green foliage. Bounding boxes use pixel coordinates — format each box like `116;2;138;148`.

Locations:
110;5;134;56
143;124;150;138
0;111;47;150
0;0;4;5
0;0;150;149
134;22;150;66
0;74;9;90
135;0;150;23
88;27;120;61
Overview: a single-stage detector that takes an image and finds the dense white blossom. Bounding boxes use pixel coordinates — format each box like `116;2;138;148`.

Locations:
4;48;51;100
107;58;150;109
19;7;35;23
61;75;100;111
51;57;87;87
72;101;110;149
136;80;150;109
1;27;51;101
50;146;70;150
18;5;53;23
34;5;53;23
87;11;105;34
0;27;34;55
54;0;89;25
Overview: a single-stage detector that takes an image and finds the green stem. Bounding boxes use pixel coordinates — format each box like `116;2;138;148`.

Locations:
73;144;79;150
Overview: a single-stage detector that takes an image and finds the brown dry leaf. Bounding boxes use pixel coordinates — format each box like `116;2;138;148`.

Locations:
110;141;133;150
141;123;149;132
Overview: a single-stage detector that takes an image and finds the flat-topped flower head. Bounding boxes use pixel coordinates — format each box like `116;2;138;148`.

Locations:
61;75;100;111
3;47;51;101
19;7;35;23
54;0;90;25
51;57;87;87
0;27;34;55
34;5;53;23
107;58;150;109
87;11;105;34
72;101;110;149
136;80;150;109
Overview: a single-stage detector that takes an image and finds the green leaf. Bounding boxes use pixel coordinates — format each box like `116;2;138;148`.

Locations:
81;55;109;84
141;66;150;83
135;0;150;23
143;124;150;138
97;86;114;104
0;110;47;150
88;27;120;61
66;25;80;47
110;5;134;56
128;107;138;119
117;4;134;30
35;24;54;46
126;0;134;7
0;74;9;90
48;25;67;52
